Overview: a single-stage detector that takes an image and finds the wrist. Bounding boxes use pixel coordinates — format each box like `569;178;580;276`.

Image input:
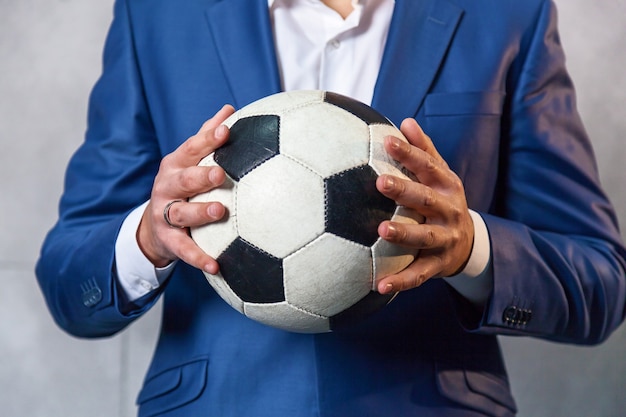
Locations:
137;209;177;268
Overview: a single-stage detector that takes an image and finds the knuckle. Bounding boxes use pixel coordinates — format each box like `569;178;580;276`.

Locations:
424;155;438;173
410;271;428;288
448;204;463;222
179;136;199;154
422;187;436;207
152;180;167;196
169;204;185;225
159;153;175;171
423;229;436;247
451;175;464;192
177;170;196;193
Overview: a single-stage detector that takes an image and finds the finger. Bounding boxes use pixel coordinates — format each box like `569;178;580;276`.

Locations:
156;165;226;198
168;105;235;167
166;231;221;275
165;200;226;229
376;174;445;217
399;118;446;165
378;220;447;250
376;254;443;294
383;135;453;187
197;104;236;134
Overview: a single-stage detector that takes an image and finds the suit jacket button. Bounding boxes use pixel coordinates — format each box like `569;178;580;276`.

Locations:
503;306;520;325
81;278;103;307
520;308;532;325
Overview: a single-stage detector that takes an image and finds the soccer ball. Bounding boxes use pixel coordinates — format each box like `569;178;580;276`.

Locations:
190;90;421;333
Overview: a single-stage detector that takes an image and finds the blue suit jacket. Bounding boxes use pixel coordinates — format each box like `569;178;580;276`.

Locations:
36;0;626;416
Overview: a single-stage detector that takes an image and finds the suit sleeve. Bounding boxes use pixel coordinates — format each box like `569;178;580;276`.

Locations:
35;0;163;338
465;0;626;344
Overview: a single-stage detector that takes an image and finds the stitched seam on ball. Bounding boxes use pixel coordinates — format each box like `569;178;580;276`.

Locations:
280;300;327;319
233;181;239;234
236;236;281;260
369;246;377;291
283;233;370;266
368;124;374;168
280;97;324;116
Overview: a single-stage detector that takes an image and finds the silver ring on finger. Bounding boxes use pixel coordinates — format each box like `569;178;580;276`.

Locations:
163;199;185;229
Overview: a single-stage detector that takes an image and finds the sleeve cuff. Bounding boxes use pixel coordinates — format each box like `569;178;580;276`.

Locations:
114;201;176;302
443;210;493;306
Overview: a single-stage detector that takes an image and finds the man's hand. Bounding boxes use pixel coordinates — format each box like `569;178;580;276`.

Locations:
376;118;474;294
137;104;236;274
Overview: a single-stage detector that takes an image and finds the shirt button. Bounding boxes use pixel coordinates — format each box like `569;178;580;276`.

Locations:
329;38;341;49
139;280;154;291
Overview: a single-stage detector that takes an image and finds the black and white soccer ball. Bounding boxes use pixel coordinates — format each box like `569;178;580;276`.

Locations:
190;90;421;333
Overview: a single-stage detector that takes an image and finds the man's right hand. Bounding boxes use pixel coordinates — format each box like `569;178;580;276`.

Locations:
137;104;235;273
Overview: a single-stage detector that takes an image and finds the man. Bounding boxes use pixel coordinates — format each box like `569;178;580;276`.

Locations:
36;0;626;416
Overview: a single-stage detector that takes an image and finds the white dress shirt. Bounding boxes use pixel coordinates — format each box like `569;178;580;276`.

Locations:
115;0;493;306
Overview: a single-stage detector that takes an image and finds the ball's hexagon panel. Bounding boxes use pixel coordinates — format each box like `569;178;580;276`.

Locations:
371;206;422;284
283;233;372;317
215;115;280;181
368;123;410;177
325;165;396;247
190;155;238;259
203;271;245;313
217;237;285;303
280;102;370;177
237;155;325;258
244;301;330;334
229;90;324;122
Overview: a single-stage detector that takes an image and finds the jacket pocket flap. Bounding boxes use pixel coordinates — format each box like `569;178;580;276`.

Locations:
425;91;505;116
464;369;517;411
137;359;209;416
435;364;517;416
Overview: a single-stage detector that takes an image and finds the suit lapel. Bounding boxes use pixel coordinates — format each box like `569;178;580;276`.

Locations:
372;0;464;126
205;0;463;122
205;0;282;109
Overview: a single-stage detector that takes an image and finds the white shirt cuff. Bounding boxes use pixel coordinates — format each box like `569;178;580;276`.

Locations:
115;201;176;302
443;210;493;306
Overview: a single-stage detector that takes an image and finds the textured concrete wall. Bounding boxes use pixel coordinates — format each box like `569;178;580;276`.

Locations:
1;1;624;416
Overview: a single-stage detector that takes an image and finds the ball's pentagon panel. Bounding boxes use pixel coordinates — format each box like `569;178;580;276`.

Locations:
214;115;280;181
324;91;391;126
217;237;285;304
325;165;396;247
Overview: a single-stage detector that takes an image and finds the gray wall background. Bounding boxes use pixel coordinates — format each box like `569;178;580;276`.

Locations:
1;1;624;416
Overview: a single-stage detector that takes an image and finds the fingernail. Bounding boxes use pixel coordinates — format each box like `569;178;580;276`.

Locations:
387;135;401;149
208;203;222;217
204;262;219;275
385;223;397;239
209;167;220;183
383;176;395;191
379;282;393;294
215;125;227;139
